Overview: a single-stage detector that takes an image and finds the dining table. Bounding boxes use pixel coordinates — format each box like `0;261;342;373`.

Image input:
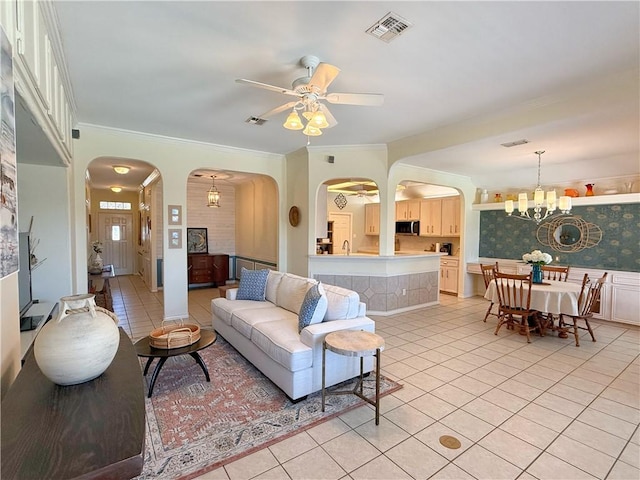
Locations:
484;279;583;337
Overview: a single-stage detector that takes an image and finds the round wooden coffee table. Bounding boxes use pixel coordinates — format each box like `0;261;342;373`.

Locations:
134;329;216;398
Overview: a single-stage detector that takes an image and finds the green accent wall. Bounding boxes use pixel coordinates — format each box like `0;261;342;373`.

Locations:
479;203;640;272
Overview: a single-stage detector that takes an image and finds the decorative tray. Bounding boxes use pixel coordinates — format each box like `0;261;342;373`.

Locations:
149;322;201;349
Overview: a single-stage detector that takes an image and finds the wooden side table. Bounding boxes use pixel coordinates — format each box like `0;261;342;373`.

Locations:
322;330;385;425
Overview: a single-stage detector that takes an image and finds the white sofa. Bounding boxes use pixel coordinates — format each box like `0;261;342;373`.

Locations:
211;271;375;401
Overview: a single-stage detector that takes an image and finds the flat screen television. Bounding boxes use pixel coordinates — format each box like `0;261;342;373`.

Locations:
18;232;33;317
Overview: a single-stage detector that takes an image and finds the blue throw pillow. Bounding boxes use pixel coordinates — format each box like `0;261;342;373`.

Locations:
236;268;269;301
298;283;328;333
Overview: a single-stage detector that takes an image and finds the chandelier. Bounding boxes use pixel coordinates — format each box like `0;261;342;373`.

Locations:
207;175;220;208
505;150;572;224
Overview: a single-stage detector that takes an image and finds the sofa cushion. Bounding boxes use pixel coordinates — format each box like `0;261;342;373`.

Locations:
251;318;313;372
276;273;316;314
323;284;361;320
265;270;284;304
211;298;273;325
231;306;296;339
298;283;328;332
236;267;269;301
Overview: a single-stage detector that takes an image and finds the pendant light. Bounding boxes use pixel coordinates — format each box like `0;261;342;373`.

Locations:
207;175;221;208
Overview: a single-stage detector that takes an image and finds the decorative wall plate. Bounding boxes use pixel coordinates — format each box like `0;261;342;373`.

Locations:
288;206;300;226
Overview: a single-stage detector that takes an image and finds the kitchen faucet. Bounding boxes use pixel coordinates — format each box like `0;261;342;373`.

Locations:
342;239;350;255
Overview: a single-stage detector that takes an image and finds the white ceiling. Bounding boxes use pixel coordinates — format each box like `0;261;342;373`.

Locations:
50;1;639;192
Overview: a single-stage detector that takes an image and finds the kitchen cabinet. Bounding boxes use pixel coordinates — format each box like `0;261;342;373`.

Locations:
440;257;458;294
188;254;229;287
365;203;380;235
419;199;442;236
441;196;461;236
395;200;420;221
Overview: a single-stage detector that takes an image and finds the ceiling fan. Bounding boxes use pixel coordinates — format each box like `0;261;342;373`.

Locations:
236;55;384;136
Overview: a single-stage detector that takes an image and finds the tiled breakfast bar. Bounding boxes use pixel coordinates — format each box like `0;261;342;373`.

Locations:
309;253;445;315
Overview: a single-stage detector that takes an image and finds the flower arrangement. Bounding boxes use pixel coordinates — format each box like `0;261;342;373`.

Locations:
92;241;103;254
522;249;552;265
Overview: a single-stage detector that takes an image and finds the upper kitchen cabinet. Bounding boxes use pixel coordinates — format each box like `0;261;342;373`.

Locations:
441;196;461;236
365;203;380;235
5;0;75;163
419;198;442;236
395;200;420;221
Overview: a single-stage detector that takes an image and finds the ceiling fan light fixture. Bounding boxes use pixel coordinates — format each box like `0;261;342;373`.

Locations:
302;124;322;136
283;109;303;130
310;110;329;128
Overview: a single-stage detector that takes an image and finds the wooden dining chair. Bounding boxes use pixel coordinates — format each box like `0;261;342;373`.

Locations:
541;265;571;282
559;272;608;346
493;272;544;343
481;262;500;323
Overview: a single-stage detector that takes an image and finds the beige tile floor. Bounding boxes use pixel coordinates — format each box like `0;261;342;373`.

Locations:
111;275;640;480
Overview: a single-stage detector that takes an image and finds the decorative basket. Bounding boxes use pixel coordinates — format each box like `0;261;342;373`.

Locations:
149;321;201;349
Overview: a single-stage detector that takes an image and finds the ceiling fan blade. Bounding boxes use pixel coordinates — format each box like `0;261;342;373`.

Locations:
318;103;338;128
258;101;299;119
308;63;340;93
235;78;299;97
324;92;384;106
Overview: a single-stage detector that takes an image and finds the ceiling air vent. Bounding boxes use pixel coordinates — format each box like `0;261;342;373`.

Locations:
245;116;267;126
366;12;413;43
501;139;530;148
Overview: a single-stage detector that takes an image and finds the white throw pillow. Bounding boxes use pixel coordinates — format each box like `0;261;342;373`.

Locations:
265;270;284;304
277;273;316;314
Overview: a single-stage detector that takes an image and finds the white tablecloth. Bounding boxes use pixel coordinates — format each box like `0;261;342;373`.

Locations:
484;280;582;316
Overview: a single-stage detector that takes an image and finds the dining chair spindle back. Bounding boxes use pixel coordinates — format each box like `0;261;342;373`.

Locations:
541;265;571;282
559;272;608;346
481;262;500;323
493;272;544;343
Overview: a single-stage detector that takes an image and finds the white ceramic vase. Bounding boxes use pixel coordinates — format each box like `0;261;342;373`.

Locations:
34;294;120;386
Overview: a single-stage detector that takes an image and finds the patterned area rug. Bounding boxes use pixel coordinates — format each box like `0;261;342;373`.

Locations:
135;334;402;480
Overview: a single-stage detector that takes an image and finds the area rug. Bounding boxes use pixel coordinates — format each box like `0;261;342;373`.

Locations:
135;334;402;480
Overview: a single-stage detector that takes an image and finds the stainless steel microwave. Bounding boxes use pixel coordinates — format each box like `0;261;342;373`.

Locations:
395;221;419;236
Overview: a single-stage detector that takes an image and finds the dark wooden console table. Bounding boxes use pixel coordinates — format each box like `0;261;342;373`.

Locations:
1;328;145;480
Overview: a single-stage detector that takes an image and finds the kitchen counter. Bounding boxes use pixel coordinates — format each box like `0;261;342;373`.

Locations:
309;253;443;316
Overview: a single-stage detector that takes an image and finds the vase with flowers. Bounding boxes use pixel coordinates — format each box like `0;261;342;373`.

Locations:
89;241;104;274
522;249;552;284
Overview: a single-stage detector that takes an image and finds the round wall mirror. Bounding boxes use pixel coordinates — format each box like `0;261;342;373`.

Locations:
554;224;581;246
537;216;602;253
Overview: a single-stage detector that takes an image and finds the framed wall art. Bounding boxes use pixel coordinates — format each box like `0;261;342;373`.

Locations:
187;227;208;253
168;229;182;249
168;205;182;225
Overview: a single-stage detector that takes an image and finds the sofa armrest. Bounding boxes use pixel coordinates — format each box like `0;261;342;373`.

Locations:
299;317;375;350
226;288;239;300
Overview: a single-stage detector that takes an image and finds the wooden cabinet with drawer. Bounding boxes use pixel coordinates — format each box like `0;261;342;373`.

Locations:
440;257;459;294
188;254;229;287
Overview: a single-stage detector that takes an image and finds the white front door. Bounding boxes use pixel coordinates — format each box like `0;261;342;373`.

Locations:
98;212;133;275
329;212;352;255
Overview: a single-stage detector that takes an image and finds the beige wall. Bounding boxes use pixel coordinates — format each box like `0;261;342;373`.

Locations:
235;177;278;265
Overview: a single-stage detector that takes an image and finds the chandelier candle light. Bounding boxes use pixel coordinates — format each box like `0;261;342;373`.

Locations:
505;151;572;224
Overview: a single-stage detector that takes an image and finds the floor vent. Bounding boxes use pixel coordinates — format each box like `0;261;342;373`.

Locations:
366;12;412;43
246;116;267;125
